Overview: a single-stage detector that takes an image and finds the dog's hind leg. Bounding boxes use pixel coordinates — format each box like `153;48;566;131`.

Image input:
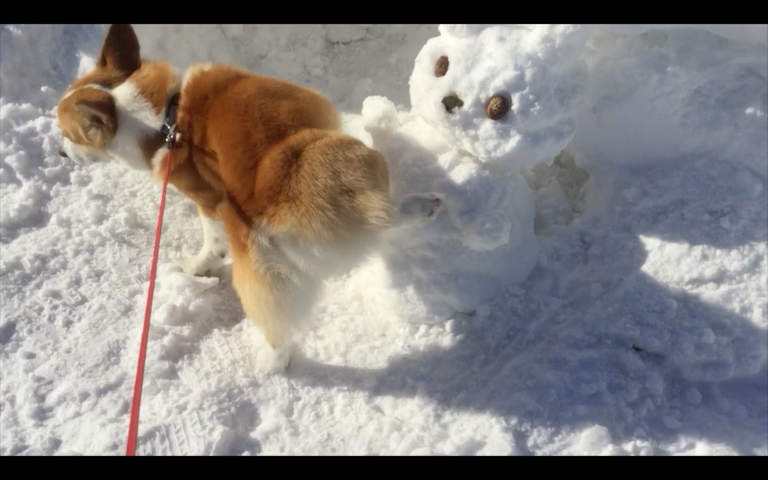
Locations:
229;249;292;373
222;205;320;374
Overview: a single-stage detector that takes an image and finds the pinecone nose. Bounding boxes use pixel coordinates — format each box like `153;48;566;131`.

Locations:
442;94;463;113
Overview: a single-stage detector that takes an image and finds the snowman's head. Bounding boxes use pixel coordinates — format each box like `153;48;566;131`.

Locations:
409;24;594;170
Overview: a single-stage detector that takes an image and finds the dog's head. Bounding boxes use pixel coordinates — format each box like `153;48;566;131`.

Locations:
56;24;169;171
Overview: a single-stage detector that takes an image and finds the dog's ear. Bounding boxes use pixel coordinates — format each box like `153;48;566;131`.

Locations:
97;24;141;74
74;94;118;146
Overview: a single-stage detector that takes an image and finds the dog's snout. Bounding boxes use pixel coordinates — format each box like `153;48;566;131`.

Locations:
58;147;68;158
442;94;463;114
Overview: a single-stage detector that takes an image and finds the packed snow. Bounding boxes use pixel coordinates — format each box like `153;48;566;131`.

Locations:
1;23;766;456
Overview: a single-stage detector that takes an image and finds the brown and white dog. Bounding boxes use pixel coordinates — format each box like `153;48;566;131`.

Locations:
56;24;441;372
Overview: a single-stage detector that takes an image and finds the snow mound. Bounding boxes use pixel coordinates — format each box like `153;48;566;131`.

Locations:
571;25;768;176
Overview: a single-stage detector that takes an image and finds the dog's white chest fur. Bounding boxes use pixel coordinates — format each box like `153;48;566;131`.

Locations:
108;81;164;171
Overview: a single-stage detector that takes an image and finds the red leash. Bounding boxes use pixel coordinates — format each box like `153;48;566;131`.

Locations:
125;149;172;456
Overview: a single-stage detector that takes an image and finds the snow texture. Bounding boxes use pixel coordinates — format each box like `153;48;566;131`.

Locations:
1;24;767;456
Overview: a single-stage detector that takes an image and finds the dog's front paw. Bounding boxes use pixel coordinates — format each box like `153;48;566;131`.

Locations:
178;252;226;277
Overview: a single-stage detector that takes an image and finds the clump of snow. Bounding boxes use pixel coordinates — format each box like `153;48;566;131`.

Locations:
1;23;767;456
575;424;613;455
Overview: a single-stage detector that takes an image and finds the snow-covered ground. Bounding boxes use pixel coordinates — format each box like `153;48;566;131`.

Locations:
1;24;766;455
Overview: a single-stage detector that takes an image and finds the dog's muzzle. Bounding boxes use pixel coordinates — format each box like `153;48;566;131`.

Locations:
58;146;68;158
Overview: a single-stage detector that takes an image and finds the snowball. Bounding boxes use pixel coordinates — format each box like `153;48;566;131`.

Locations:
362;95;400;141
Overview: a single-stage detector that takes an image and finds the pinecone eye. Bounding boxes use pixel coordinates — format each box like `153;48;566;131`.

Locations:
434;56;449;77
486;95;511;120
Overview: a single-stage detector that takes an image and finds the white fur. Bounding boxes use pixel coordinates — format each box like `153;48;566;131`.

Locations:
60;81;168;170
200;214;228;256
59;84;117;165
150;131;183;176
60;136;99;165
106;81;164;171
61;83;111;101
247;230;323;363
179;214;230;276
181;63;213;92
255;343;291;373
150;145;169;176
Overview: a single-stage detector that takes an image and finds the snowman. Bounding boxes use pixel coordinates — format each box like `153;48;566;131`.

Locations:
358;24;594;323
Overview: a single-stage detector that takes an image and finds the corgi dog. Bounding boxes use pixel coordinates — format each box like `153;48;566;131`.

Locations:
56;24;441;372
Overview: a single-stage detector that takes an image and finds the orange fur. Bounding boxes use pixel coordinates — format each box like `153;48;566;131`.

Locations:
57;87;117;149
56;24;399;372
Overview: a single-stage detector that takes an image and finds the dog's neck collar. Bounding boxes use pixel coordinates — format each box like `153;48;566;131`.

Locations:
159;92;181;149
